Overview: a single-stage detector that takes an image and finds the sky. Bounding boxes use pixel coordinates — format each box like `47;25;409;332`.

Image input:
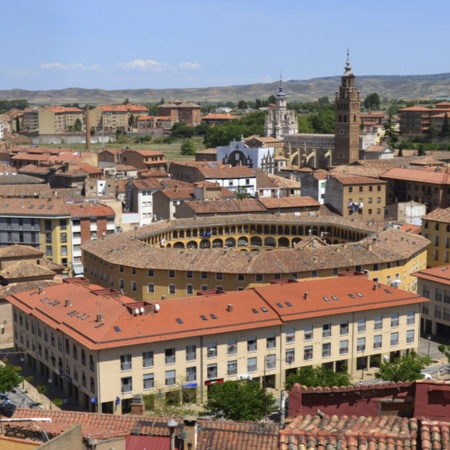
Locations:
2;0;450;91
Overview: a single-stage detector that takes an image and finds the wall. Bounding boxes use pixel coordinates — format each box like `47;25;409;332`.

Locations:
39;424;82;450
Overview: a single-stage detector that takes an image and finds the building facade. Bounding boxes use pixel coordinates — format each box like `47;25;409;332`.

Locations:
7;275;425;414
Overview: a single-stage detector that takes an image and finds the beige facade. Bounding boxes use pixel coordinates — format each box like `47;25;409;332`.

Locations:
8;275;424;415
38;107;83;134
421;208;450;267
82;214;428;301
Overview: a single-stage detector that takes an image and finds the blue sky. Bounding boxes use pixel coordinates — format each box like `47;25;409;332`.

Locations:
2;0;449;91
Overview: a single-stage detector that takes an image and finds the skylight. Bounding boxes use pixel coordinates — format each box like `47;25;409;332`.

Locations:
276;302;284;308
323;296;330;302
113;326;121;332
285;302;293;307
200;315;207;321
176;318;184;324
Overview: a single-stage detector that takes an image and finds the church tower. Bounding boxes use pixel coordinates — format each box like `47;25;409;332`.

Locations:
334;52;360;165
264;79;298;140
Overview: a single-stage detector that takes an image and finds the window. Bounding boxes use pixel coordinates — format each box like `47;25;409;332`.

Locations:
322;323;331;338
186;271;193;279
406;330;414;344
73;344;78;360
304;325;313;341
147;269;154;277
207;363;218;379
357;318;366;333
186;366;197;382
207;342;217;358
407;311;415;325
436;289;442;301
391;332;399;346
168;284;176;294
186;345;196;362
147;283;155;294
165;348;176;364
374;315;383;330
168;270;175;278
131;267;136;275
373;335;382;349
266;354;276;370
304;346;313;361
227;339;237;355
143;351;154;368
322;343;331;358
286;349;295;365
247;357;257;373
143;373;154;390
357;337;366;352
286;328;295;344
391;313;399;327
266;335;276;349
227;360;237;376
255;274;264;282
237;274;245;282
131;281;137;292
120;354;132;371
119;265;124;273
247;337;257;352
201;272;208;279
186;284;194;294
81;349;86;366
216;272;223;280
165;370;176;386
121;377;132;393
340;340;348;355
436;305;442;319
340;321;349;335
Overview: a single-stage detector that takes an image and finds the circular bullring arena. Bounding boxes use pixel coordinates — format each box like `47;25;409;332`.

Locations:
82;213;428;301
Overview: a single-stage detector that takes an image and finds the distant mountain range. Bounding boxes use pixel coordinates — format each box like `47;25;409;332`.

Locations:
1;73;450;106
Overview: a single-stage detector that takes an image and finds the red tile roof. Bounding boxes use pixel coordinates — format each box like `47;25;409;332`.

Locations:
66;203;115;218
258;196;320;209
381;167;450;185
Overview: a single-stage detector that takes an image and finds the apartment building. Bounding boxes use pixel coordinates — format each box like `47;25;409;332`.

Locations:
157;100;201;126
324;175;387;221
7;274;425;414
81;215;428;301
420;208;450;267
399;102;450;138
137;115;173;131
121;149;167;172
89;104;148;132
381;167;450;212
66;203;116;276
38;106;84;134
0;197;72;267
414;265;450;337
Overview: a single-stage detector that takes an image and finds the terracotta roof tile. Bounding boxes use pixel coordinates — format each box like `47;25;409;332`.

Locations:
0;244;43;258
66;203;115;218
180;198;267;214
258;196;320;209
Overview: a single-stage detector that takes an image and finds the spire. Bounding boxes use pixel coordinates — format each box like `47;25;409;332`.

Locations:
279;73;283;93
344;49;353;76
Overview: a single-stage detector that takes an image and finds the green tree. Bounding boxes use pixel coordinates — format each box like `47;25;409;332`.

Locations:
318;96;330;105
0;364;23;393
171;122;195;139
375;352;431;382
298;116;314;133
181;139;196;155
438;344;450;361
122;98;130;105
235;187;250;200
309;108;335;134
15;116;20;133
237;100;248;110
74;118;82;132
418;144;425;156
285;366;351;391
440;113;450;138
267;95;276;105
364;93;381;110
425;123;438;143
384;107;398;144
204;380;276;421
128;114;136;129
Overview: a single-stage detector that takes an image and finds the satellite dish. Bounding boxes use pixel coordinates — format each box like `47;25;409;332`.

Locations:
154;303;160;312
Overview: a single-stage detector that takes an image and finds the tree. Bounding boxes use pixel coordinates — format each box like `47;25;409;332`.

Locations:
235;187;250;200
425;123;438;143
128;114;136;129
204;380;276;421
285;366;351;391
440;113;450;138
122;98;130;105
418;144;425;156
181;139;196;156
375;352;431;382
74;118;82;132
318;96;330;105
438;344;450;361
15;116;20;133
0;364;23;393
171;122;194;139
309;108;335;134
237;100;248;110
364;93;381;110
298;116;314;133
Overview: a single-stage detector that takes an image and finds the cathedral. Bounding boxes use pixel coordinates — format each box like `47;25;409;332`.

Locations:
266;53;361;169
264;80;298;140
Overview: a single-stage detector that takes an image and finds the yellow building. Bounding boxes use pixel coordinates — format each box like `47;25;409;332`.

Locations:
82;214;428;301
324;175;387;221
38;106;83;134
7;274;425;414
422;208;450;267
0;198;72;268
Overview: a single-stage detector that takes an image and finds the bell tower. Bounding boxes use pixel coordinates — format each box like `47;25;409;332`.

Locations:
334;51;360;165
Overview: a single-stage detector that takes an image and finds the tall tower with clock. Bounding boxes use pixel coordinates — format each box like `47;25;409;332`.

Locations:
334;52;360;166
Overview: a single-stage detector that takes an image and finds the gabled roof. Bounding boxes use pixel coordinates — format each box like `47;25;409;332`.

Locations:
0;244;43;258
66;203;115;219
422;207;450;223
0;198;70;216
331;174;387;186
1;261;56;279
258;196;320;209
381;167;450;185
413;265;450;285
181;199;266;214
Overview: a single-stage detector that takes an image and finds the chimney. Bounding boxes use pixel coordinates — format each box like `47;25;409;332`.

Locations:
304;292;310;300
130;394;145;416
38;287;44;295
183;416;198;449
227;304;233;312
96;313;103;322
373;283;379;291
64;299;71;307
85;104;91;151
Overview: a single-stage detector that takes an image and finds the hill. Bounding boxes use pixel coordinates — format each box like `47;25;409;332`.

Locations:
1;73;450;106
